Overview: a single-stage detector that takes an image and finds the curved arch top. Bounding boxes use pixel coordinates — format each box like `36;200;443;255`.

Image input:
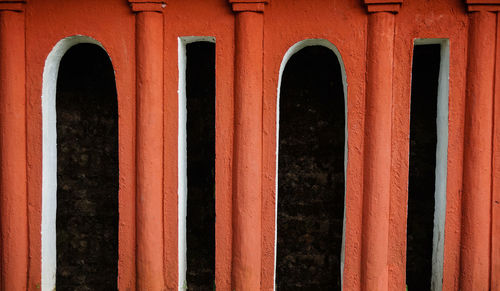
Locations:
275;39;349;177
277;39;348;106
41;35;112;291
274;38;349;290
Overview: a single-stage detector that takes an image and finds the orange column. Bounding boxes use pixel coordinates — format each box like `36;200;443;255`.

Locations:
361;1;401;290
229;1;267;290
461;2;498;290
129;1;165;289
493;9;500;291
0;1;28;290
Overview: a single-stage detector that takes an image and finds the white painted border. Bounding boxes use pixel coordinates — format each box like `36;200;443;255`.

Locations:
41;35;108;291
274;39;348;290
177;36;216;291
412;38;449;291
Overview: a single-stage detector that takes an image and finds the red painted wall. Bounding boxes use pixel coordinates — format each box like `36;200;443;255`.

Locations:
24;1;136;289
0;0;498;290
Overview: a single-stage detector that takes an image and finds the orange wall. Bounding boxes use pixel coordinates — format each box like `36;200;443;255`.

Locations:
393;2;468;290
0;0;497;290
25;0;136;289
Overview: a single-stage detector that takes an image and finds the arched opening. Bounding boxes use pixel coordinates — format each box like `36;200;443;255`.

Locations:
41;37;118;290
55;43;118;289
276;40;347;290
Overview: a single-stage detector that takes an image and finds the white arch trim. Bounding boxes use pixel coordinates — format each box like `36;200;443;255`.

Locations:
41;35;107;291
274;39;348;290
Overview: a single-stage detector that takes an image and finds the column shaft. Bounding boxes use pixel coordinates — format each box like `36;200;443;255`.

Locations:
135;11;165;290
493;13;500;291
0;9;28;290
232;11;264;291
362;11;395;291
460;10;495;291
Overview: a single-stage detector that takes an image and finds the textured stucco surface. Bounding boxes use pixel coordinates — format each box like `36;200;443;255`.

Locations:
6;0;497;290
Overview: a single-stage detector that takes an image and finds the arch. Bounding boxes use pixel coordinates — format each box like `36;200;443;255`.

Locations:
275;39;348;289
41;35;114;290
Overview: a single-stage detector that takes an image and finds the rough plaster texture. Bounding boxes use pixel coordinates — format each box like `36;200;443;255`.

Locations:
1;0;497;290
492;12;500;291
262;3;366;290
460;11;495;291
362;12;396;290
393;3;468;290
231;10;265;291
134;10;166;290
0;8;28;290
25;2;137;289
164;2;235;289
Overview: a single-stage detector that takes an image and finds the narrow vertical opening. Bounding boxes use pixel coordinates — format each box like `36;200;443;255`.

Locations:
178;38;216;290
277;45;346;290
55;43;118;289
406;41;448;291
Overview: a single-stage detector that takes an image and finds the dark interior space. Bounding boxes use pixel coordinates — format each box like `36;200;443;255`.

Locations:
56;43;118;290
406;44;441;290
277;45;345;290
185;41;216;290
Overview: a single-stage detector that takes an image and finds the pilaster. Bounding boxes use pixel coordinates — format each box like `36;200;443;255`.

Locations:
361;1;401;290
466;0;500;11
364;0;402;13
0;0;27;290
229;1;267;290
128;1;166;290
461;1;497;290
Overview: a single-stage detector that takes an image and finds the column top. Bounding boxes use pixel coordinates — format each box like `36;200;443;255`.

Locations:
128;0;166;13
229;0;269;13
0;0;26;12
364;0;403;13
465;0;500;11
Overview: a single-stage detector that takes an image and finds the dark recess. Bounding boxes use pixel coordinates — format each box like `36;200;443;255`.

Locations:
56;43;118;290
406;44;441;290
277;45;345;290
186;41;216;291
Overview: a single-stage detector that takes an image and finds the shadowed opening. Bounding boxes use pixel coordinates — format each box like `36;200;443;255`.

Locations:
277;45;345;290
186;41;216;290
56;43;118;289
406;44;441;290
